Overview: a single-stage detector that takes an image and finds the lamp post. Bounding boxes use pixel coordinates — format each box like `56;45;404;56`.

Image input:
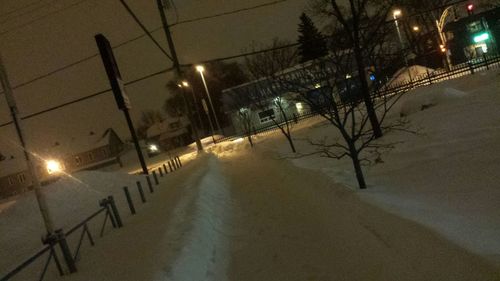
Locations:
393;9;412;81
196;65;222;136
178;81;204;136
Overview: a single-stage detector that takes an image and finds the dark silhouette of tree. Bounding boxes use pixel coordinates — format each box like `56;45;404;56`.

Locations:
297;13;328;62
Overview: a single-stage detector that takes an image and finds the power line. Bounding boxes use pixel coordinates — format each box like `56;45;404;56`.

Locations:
0;0;92;37
168;0;289;27
118;0;173;61
0;0;48;18
0;0;60;25
0;66;175;128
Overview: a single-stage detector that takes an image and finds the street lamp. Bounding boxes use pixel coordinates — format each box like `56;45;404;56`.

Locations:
195;65;222;136
393;9;411;81
412;26;420;32
178;81;205;140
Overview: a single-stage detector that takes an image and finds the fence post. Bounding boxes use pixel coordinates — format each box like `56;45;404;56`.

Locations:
177;156;182;167
468;61;475;74
146;175;154;193
426;69;432;85
483;53;489;70
123;186;136;215
173;158;179;169
57;229;77;273
152;171;159;185
136;181;146;203
158;167;164;177
107;196;123;228
168;161;173;172
163;163;168;175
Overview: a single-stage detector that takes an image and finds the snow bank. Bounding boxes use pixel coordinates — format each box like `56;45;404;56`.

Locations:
0;170;143;273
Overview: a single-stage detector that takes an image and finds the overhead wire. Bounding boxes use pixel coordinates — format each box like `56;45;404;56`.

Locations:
117;0;173;61
0;0;93;36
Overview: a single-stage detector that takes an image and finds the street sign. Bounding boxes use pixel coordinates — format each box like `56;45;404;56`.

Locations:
95;34;131;110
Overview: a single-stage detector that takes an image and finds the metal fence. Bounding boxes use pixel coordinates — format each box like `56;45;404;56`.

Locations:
0;156;183;281
215;53;500;144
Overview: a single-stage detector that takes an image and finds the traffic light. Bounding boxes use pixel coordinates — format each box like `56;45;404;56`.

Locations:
467;3;474;15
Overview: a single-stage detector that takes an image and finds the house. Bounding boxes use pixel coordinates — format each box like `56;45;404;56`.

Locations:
146;117;192;153
0;128;124;199
221;57;364;135
443;7;500;65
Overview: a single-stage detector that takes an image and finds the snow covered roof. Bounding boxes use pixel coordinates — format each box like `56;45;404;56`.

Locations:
146;117;189;139
0;128;122;177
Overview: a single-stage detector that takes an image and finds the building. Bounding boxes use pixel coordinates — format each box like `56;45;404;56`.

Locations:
0;128;124;199
444;7;500;65
222;57;364;135
146;117;191;153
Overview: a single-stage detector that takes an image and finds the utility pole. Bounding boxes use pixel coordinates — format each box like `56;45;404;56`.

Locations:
156;0;203;151
0;54;56;235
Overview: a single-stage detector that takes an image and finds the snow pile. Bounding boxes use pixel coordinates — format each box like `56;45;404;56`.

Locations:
387;65;435;88
280;70;500;266
0;170;143;272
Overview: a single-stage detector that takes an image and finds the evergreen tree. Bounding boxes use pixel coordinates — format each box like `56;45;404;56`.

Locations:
297;13;328;62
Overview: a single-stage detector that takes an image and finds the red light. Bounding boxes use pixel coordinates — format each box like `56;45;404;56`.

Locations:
467;4;474;11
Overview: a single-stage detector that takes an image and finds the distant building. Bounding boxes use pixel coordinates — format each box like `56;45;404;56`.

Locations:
444;7;500;65
0;128;124;199
146;117;191;153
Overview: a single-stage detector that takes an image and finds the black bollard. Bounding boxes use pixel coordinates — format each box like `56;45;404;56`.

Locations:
163;163;168;175
136;181;146;203
146;175;154;193
158;167;164;177
123;186;136;215
152;171;159;185
168;160;173;172
177;156;182;167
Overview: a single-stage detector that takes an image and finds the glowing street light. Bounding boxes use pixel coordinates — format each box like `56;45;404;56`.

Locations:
393;9;402;18
46;160;63;175
196;65;222;136
412;26;420;32
392;8;411;80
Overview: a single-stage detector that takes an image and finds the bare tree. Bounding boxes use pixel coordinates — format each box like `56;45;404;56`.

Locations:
241;39;300;153
310;0;402;139
223;88;255;147
137;110;165;139
271;47;408;189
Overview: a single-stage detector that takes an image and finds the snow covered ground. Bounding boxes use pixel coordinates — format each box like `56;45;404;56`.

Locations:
2;70;500;280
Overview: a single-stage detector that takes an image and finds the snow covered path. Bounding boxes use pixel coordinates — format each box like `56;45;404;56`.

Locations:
42;149;499;280
221;150;499;280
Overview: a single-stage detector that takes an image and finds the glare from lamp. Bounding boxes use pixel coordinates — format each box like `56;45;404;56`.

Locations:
182;81;189;87
46;160;63;174
393;9;402;18
196;65;205;72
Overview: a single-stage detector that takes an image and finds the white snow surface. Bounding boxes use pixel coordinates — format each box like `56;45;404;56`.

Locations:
2;71;500;279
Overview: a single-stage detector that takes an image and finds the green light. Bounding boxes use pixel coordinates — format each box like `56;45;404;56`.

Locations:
473;32;490;43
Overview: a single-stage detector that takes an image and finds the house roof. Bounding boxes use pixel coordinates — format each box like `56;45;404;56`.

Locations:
0;128;122;177
146;117;189;139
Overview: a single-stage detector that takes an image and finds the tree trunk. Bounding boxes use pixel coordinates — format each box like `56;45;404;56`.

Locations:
247;134;254;147
353;46;383;139
286;135;296;153
349;143;367;189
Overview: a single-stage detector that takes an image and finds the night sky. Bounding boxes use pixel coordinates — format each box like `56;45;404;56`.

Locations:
0;0;308;153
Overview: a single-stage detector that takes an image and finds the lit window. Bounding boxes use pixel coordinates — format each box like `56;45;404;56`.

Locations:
258;109;275;123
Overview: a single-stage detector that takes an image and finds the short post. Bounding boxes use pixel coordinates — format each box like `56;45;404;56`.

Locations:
108;196;123;227
426;68;432;85
136;181;146;203
484;53;489;70
168;160;173;172
152;171;159;185
158;167;164;177
163;163;168;175
173;158;179;169
56;229;77;274
99;198;117;228
146;175;154;193
123;186;136;215
468;61;475;74
177;156;182;167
